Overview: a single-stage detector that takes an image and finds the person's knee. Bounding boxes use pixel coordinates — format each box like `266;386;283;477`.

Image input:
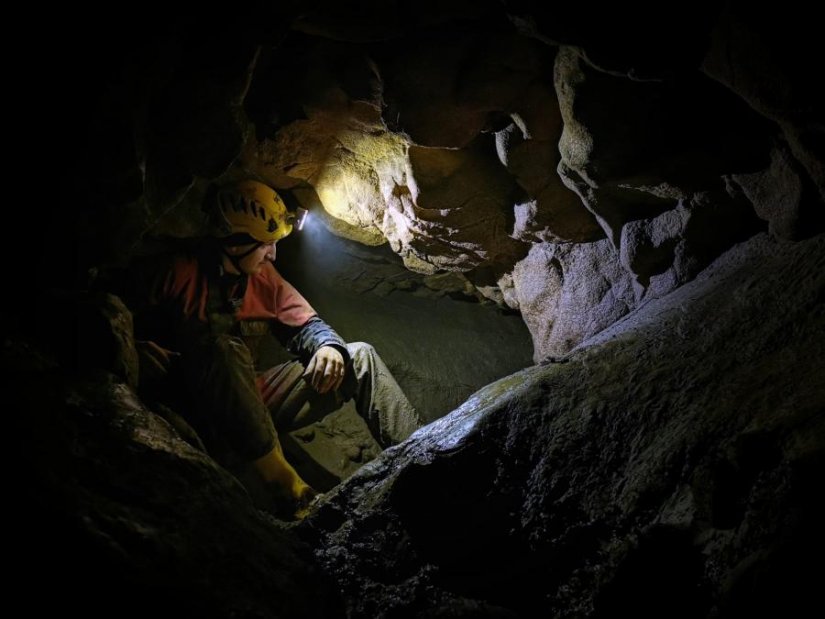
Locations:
347;341;377;368
347;341;375;357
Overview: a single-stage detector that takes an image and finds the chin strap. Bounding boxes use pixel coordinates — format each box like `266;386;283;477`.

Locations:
221;242;262;274
212;253;253;320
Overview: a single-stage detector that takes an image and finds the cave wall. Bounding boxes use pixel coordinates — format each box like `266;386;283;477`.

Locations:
305;231;825;618
10;3;824;617
15;230;821;618
40;1;822;369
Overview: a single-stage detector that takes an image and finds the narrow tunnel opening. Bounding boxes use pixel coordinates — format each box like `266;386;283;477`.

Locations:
268;217;534;485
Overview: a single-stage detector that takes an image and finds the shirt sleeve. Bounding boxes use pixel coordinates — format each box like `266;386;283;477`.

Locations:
251;265;350;365
241;263;316;327
283;316;351;366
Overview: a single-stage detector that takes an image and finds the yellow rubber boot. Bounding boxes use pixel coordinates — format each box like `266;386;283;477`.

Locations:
253;439;317;518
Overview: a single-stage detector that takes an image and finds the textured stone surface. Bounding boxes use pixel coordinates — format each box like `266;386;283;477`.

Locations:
511;239;634;361
731;141;817;240
702;5;825;205
301;232;825;618
12;368;344;618
554;45;773;246
506;182;765;361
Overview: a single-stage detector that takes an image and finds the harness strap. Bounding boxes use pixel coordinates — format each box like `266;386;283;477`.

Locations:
205;263;248;336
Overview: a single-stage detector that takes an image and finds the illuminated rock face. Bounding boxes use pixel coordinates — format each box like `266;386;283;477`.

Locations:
90;5;816;363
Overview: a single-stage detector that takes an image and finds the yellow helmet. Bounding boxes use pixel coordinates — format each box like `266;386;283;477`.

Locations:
214;180;293;243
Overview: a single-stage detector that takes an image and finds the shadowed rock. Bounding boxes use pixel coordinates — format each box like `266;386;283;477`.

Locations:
300;232;825;618
13;365;345;618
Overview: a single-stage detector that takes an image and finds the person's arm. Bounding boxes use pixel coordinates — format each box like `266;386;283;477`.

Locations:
273;316;350;394
265;264;349;393
284;316;348;363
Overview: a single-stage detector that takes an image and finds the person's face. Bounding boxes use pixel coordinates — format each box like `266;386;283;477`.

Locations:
229;241;277;275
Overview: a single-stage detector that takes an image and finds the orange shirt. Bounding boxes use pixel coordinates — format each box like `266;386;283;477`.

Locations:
156;254;316;328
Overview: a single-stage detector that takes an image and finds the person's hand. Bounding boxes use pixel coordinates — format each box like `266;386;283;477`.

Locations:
303;345;345;394
136;340;180;387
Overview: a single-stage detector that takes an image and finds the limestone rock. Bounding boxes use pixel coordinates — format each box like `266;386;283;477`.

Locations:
512;239;634;361
302;232;825;618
